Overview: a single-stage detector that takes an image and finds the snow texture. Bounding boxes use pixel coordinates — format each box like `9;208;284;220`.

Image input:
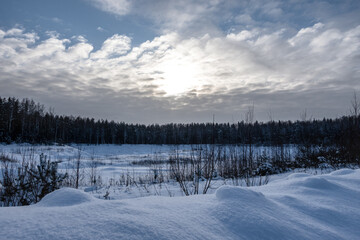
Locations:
1;169;360;240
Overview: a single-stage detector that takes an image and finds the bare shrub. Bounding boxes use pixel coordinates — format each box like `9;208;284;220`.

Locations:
0;153;67;206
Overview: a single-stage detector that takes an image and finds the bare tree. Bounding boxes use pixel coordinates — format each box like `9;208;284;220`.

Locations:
74;147;83;189
89;150;98;187
245;104;254;124
170;149;191;196
170;145;218;196
350;91;360;117
245;103;255;164
267;108;274;122
349;90;360;163
299;109;312;122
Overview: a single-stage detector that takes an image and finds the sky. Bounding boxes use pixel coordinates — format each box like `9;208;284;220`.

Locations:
0;0;359;124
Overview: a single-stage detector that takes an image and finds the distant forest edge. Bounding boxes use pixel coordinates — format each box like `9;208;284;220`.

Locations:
0;96;359;149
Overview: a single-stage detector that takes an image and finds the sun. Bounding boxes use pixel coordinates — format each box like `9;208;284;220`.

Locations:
156;60;201;96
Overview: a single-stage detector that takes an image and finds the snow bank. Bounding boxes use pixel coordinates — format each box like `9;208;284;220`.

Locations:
36;188;97;207
1;169;360;240
216;185;267;203
329;168;355;175
286;172;311;179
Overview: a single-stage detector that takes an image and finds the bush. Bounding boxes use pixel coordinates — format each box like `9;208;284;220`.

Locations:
0;153;67;206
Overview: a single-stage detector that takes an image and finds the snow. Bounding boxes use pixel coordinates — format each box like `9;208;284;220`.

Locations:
0;143;299;182
1;169;360;240
0;143;196;179
36;188;97;207
329;168;354;176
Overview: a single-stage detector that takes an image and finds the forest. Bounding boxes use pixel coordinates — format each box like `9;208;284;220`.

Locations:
0;96;359;147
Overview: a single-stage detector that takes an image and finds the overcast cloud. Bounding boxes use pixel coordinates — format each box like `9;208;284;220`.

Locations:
0;0;359;123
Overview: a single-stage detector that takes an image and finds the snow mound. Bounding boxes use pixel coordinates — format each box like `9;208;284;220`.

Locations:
216;185;266;203
329;168;354;176
286;172;311;179
300;177;340;190
37;188;96;207
1;169;360;240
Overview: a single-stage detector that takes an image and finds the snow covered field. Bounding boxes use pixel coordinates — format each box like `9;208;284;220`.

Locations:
0;168;359;239
0;143;338;200
0;143;189;183
0;143;301;199
0;143;195;172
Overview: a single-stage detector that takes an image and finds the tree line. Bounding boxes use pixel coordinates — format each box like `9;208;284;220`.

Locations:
0;97;359;149
1;95;360;205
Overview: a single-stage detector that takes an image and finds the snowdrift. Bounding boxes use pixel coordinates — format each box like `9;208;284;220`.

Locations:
36;188;97;207
1;169;360;240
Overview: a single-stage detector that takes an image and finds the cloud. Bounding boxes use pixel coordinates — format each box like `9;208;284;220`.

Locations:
135;0;218;29
91;34;131;59
52;17;63;24
288;23;324;46
86;0;131;16
97;26;106;32
1;1;360;123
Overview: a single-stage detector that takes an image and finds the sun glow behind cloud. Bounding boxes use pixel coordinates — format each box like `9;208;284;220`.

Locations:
158;61;201;96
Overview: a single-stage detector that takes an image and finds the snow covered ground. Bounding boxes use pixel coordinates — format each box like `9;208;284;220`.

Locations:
0;168;359;240
0;143;199;175
0;143;340;200
0;143;190;189
0;143;295;167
